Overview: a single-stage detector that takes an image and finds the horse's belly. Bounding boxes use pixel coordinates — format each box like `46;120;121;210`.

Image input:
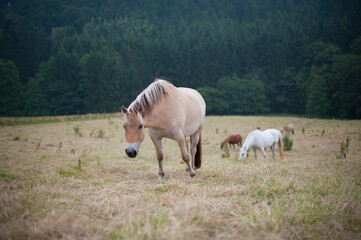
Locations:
180;89;205;137
183;119;203;137
262;136;276;148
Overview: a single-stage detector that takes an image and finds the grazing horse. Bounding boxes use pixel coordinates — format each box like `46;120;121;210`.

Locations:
121;79;206;180
239;129;284;160
221;134;242;149
281;123;294;135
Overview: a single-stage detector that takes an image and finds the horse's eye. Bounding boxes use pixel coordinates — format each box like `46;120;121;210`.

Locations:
139;124;143;129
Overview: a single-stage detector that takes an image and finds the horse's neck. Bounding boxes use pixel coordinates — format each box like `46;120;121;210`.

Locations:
243;133;258;150
142;110;166;129
242;138;252;151
143;114;154;128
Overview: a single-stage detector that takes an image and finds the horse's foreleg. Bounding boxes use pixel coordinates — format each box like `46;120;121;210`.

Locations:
149;132;164;180
190;133;200;169
176;132;195;177
260;147;267;160
253;147;257;160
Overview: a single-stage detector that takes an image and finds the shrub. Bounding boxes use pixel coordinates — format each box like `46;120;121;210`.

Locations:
222;143;230;158
283;134;293;151
74;126;83;137
97;129;105;138
74;126;79;135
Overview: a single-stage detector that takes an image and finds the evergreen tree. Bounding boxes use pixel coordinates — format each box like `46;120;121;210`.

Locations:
305;74;330;117
216;73;269;115
0;60;23;116
276;67;305;114
330;53;361;118
24;77;49;116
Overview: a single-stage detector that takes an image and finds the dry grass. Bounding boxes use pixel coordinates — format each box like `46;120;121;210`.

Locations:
0;116;360;239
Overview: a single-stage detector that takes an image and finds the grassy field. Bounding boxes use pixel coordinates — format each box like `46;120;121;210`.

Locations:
0;115;360;239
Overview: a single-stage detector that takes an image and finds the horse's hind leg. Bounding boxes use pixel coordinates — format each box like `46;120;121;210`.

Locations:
149;131;164;180
271;144;276;160
190;133;200;169
176;130;196;177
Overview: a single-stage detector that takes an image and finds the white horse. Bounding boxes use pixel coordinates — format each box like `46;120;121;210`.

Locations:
239;129;284;160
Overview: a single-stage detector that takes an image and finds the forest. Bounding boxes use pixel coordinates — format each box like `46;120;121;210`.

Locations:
1;0;361;118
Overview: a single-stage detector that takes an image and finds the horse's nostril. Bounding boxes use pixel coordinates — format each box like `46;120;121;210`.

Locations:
125;148;137;158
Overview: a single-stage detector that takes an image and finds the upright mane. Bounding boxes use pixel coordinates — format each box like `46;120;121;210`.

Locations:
128;79;169;115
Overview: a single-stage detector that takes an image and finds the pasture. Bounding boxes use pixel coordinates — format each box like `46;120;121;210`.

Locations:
0;116;360;239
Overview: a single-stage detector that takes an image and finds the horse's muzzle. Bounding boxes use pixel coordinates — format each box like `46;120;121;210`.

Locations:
125;143;139;158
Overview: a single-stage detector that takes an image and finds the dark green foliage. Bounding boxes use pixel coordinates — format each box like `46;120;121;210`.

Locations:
283;135;293;151
0;60;23;116
276;68;305;114
217;74;269;115
329;53;361;119
24;77;49;116
0;1;361;118
306;74;330;116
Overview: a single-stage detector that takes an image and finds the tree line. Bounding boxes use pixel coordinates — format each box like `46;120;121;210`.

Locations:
1;0;361;118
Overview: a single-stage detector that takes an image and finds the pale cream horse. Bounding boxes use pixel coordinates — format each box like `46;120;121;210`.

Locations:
281;123;295;135
121;79;206;180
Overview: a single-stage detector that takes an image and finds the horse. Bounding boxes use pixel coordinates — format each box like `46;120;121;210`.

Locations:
221;134;242;149
239;129;284;161
281;123;294;135
121;78;206;180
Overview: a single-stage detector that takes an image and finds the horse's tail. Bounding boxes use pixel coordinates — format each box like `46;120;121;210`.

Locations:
195;133;202;169
278;134;284;159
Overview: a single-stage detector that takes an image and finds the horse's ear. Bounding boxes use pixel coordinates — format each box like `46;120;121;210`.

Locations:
121;105;128;114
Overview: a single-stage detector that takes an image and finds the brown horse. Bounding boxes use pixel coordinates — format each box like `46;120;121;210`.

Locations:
121;79;206;180
281;123;294;135
221;134;242;149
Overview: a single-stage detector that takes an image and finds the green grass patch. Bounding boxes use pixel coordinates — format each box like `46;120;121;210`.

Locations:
0;114;121;126
152;186;169;194
13;135;21;141
56;166;86;178
0;169;20;183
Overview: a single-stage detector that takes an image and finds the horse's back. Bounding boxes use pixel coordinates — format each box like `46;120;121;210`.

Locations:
176;87;206;136
263;129;281;142
231;134;242;143
177;87;206;114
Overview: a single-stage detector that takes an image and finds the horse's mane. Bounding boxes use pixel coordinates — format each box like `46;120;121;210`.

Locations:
128;78;169;116
242;130;259;149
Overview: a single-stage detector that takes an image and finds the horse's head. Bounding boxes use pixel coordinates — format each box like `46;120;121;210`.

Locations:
121;105;145;158
239;146;247;160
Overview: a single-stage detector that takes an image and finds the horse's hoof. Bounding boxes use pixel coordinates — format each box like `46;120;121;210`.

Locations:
190;172;196;177
158;173;164;181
